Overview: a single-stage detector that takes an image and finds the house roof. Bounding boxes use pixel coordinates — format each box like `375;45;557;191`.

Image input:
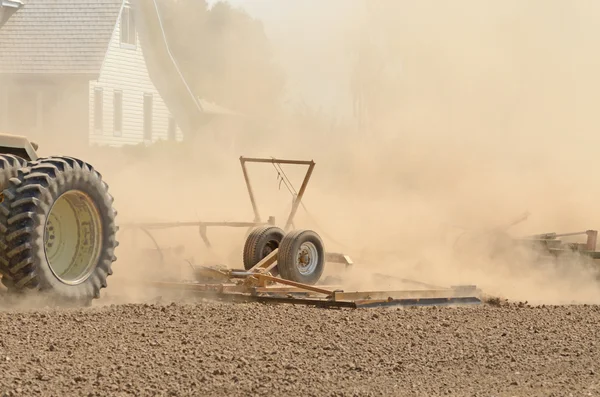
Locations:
1;1;24;8
0;0;122;76
197;98;245;117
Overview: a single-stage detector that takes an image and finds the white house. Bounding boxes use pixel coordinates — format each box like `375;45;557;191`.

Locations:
89;0;183;146
0;0;183;150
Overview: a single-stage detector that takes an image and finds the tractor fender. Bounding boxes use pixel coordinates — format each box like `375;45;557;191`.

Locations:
0;133;39;161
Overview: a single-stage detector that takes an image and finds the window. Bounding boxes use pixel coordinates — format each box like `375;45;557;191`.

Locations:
93;87;103;133
113;91;123;136
167;116;176;141
120;4;136;46
143;93;153;141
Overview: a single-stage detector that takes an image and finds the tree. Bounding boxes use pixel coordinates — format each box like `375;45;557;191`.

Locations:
158;0;285;119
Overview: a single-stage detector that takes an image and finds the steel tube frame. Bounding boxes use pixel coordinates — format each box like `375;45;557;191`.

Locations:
122;221;271;229
120;156;320;264
136;276;482;309
239;156;315;232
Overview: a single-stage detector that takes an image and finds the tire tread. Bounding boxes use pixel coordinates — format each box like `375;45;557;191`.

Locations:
0;156;118;304
243;226;284;271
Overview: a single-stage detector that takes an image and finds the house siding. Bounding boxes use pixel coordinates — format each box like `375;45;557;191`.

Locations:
89;3;182;147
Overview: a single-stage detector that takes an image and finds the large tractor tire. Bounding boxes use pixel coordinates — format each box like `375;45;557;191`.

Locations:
0;154;29;288
277;229;325;285
243;226;284;272
0;156;118;305
0;154;28;188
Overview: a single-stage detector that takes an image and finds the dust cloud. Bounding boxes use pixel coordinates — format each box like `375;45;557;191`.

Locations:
14;0;600;306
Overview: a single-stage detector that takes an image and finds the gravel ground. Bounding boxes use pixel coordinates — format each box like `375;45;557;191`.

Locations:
0;299;599;397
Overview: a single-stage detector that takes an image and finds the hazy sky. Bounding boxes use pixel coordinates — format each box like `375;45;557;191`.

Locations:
206;0;365;119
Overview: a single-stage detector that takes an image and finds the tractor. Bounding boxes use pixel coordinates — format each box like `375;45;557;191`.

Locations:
0;133;118;306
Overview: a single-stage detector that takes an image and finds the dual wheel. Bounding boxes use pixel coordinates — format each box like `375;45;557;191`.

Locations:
0;154;118;305
243;226;325;285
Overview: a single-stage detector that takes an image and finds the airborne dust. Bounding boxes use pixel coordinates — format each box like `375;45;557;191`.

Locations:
21;0;600;306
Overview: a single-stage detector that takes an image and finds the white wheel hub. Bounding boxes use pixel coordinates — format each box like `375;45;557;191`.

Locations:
44;190;103;285
296;241;319;276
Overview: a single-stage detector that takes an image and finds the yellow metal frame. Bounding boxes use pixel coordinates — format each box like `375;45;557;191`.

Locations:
145;247;483;309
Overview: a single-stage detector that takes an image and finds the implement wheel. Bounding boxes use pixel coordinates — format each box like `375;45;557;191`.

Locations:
0;156;118;305
243;226;284;272
278;229;325;285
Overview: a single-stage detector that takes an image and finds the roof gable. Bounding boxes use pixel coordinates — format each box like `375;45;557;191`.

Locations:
0;1;23;29
0;0;123;76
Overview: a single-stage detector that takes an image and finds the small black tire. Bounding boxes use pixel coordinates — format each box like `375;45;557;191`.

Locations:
0;156;118;306
243;226;284;271
278;229;325;285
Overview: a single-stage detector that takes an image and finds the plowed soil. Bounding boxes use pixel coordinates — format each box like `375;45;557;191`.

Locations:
0;299;598;397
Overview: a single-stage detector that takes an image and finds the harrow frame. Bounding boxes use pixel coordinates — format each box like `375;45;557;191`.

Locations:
119;156;483;309
517;229;600;258
133;243;483;309
122;156;315;248
143;249;483;309
120;156;353;267
144;279;483;309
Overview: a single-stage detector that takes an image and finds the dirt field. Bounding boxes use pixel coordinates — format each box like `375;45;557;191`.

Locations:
0;298;598;397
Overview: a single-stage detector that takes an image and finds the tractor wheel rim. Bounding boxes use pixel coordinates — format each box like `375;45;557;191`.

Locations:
296;241;318;275
44;190;103;285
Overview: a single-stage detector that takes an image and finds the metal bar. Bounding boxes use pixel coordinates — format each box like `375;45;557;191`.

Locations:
252;285;343;294
229;271;254;278
283;161;315;232
583;251;600;259
240;156;261;222
137;279;353;307
260;259;278;275
548;248;600;259
325;252;354;268
194;267;231;282
354;296;481;308
523;231;589;239
240;157;315;166
121;221;268;229
143;280;247;293
199;224;211;248
371;273;449;290
516;238;563;247
553;231;591;238
137;280;481;309
248;248;278;273
222;293;357;308
586;230;598;251
255;274;334;296
332;288;479;301
520;233;558;240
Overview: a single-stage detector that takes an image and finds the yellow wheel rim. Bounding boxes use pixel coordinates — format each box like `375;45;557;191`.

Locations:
44;190;103;285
